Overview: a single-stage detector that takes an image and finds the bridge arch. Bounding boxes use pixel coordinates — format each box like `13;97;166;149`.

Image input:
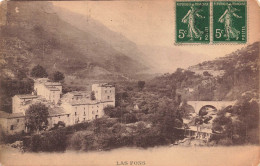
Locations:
186;101;236;114
198;105;217;116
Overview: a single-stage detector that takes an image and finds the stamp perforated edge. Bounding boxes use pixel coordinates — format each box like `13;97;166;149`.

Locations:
174;0;211;45
174;0;248;46
212;0;247;44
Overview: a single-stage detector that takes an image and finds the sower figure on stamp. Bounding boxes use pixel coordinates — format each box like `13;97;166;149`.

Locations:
218;4;242;41
182;5;205;41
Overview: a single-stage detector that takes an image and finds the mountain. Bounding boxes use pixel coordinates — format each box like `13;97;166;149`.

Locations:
149;42;259;101
190;42;259;100
52;6;151;69
38;3;210;75
0;1;148;82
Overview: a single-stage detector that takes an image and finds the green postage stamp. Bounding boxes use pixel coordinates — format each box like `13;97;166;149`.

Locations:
175;1;247;44
176;1;210;43
213;1;247;43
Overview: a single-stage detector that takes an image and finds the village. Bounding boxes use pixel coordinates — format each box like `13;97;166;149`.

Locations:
0;78;115;134
0;77;220;144
0;77;226;145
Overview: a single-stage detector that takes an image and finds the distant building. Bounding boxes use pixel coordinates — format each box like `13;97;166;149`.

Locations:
184;126;212;142
61;83;115;125
12;95;38;114
0;111;25;134
0;80;116;134
92;83;115;106
34;78;62;104
47;107;70;129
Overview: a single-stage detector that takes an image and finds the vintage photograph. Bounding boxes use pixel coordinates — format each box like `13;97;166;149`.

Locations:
0;0;259;165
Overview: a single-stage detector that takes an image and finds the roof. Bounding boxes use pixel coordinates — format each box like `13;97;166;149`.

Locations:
48;107;68;116
15;94;38;99
93;83;114;87
34;78;49;83
45;82;61;86
61;93;96;106
0;111;24;119
69;98;100;106
34;79;61;87
46;87;60;91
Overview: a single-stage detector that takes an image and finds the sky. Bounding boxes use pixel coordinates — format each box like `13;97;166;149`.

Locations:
53;0;259;60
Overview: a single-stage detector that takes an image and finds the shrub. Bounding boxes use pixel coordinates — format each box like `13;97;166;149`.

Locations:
218;138;233;146
30;65;48;78
25;130;67;152
68;132;86;150
123;113;138;124
49;71;65;82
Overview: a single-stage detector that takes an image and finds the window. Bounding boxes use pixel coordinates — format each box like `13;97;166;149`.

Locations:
17;119;19;123
84;112;86;116
10;125;14;130
67;114;70;117
110;90;112;93
97;110;98;113
75;112;77;116
107;96;110;99
83;118;85;121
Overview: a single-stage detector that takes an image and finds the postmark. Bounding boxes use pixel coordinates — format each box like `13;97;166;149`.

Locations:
176;1;210;44
213;1;247;43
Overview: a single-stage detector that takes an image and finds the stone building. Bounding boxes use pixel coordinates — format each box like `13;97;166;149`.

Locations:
0;111;25;134
34;78;62;105
92;83;115;106
12;94;38;114
47;107;70;129
183;126;212;142
0;80;116;135
61;83;115;125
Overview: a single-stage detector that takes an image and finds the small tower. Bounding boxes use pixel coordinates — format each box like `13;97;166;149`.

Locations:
92;83;115;106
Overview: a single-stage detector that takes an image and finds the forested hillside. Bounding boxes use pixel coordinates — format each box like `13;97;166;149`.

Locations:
148;42;259;101
0;1;147;81
0;1;148;112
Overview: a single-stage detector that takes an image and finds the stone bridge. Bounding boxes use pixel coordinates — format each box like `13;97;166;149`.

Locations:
187;101;236;114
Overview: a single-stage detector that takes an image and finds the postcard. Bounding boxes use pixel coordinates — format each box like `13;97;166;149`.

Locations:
0;0;259;165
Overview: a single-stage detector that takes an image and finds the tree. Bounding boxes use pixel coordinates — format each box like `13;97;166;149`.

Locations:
0;78;34;113
17;70;27;80
30;65;48;78
49;71;65;82
123;113;138;124
138;81;145;90
203;71;212;77
25;103;49;134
